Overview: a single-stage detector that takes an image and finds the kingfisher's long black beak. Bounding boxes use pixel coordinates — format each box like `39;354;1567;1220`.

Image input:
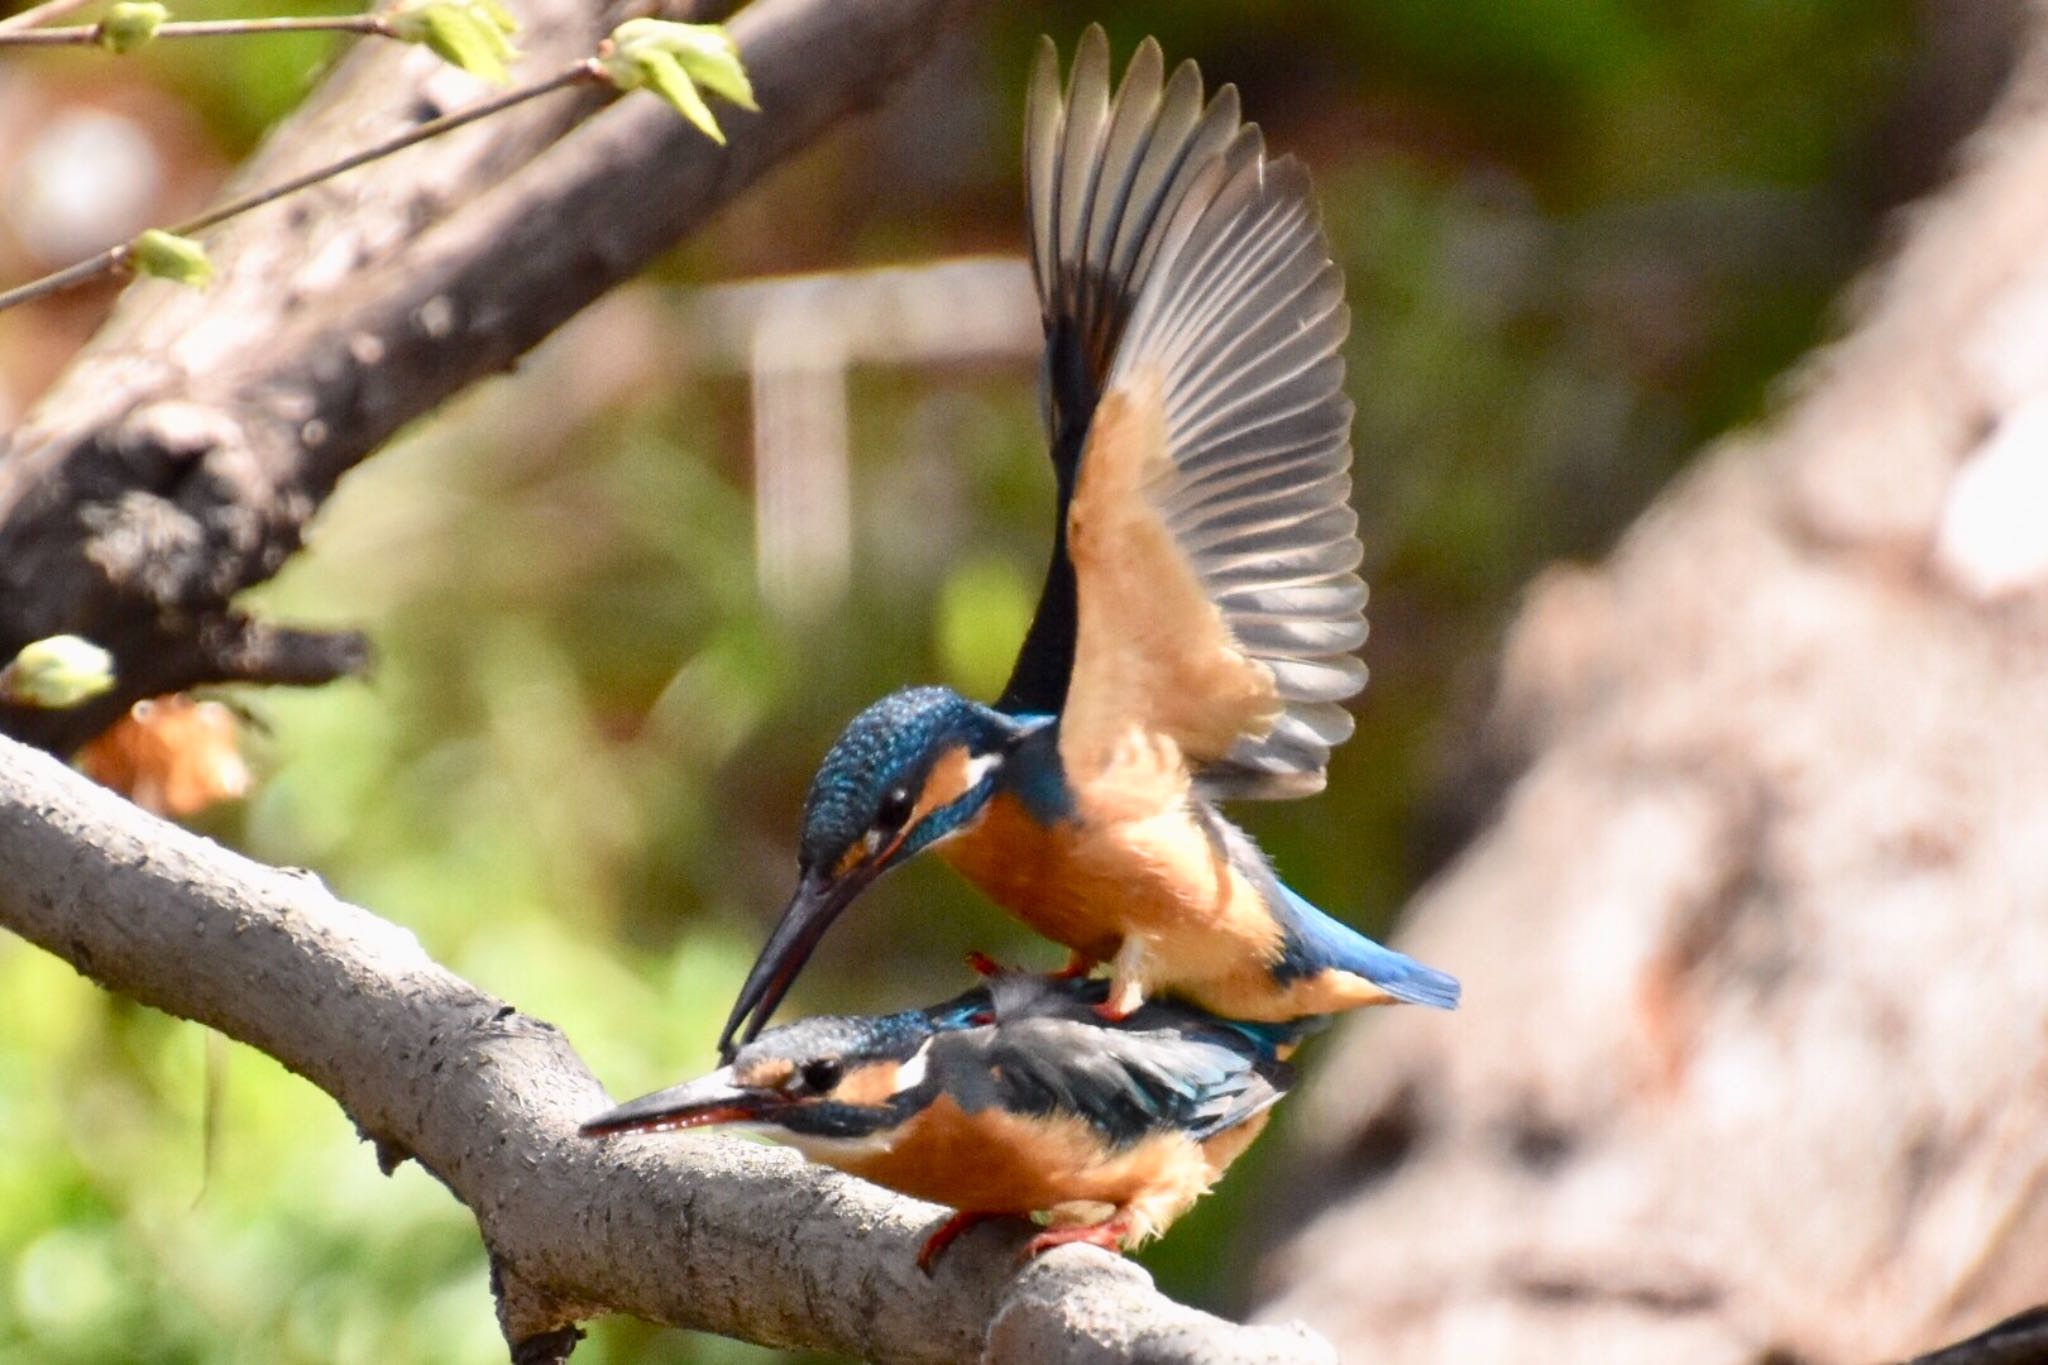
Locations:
717;864;878;1061
580;1066;781;1138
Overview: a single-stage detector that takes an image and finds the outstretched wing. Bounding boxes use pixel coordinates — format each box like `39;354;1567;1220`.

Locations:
998;27;1248;719
1004;28;1368;799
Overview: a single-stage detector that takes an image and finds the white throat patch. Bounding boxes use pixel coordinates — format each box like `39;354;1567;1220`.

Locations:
962;751;1002;789
892;1039;933;1096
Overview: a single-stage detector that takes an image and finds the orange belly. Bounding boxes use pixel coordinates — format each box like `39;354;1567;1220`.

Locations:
938;795;1270;987
936;793;1401;1021
813;1095;1265;1240
935;791;1128;963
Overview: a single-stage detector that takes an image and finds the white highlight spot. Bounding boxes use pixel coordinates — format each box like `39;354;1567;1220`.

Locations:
1936;398;2048;599
7;110;160;263
415;295;456;339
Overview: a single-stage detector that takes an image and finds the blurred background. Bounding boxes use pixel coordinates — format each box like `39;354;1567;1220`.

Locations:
0;0;1993;1359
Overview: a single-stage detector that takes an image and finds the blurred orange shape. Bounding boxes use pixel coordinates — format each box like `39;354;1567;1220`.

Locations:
78;694;251;818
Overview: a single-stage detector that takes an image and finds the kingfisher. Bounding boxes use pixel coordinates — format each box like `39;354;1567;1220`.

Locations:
718;28;1459;1057
588;973;1293;1271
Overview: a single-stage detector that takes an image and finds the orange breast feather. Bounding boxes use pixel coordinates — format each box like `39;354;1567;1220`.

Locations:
943;789;1395;1019
828;1095;1249;1239
941;787;1290;1003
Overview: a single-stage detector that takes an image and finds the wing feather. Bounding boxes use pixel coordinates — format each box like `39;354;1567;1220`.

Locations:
1015;32;1367;799
1024;39;1063;307
1002;32;1242;715
983;1016;1284;1146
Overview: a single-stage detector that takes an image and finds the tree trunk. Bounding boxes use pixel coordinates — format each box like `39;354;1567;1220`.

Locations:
1253;15;2048;1365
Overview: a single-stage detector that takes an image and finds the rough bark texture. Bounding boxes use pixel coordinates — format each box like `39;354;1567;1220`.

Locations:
0;0;959;754
1253;15;2048;1365
0;732;1334;1364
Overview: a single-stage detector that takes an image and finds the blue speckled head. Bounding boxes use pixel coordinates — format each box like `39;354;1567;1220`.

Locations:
591;1002;970;1144
734;1006;938;1077
719;688;1024;1060
713;991;1000;1141
797;685;1015;873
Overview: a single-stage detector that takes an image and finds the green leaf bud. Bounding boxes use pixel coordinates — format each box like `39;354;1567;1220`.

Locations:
0;635;117;709
128;229;213;288
96;1;167;53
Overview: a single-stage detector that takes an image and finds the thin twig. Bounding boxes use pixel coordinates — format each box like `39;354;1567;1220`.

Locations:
0;251;126;311
0;13;390;44
0;0;98;35
0;60;606;314
176;60;601;236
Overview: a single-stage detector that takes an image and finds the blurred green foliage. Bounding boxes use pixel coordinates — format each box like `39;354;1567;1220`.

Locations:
0;0;1918;1359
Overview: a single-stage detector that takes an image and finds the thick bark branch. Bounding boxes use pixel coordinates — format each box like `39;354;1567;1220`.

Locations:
1252;13;2048;1365
0;730;1332;1363
0;0;965;754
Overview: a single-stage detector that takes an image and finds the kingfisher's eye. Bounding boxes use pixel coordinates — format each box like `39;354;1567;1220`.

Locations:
800;1058;843;1094
874;786;914;832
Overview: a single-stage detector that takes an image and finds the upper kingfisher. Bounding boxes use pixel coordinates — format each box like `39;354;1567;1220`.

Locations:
589;973;1293;1270
718;28;1460;1057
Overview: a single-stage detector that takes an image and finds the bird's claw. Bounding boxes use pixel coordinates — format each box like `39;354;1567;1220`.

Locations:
1051;950;1096;980
1021;1216;1131;1262
917;1210;1002;1275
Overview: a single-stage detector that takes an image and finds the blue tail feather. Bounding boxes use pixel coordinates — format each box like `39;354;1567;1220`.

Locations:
1199;803;1461;1010
1271;884;1461;1010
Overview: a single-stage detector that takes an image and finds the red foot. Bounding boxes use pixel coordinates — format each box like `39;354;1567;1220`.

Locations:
963;950;1006;978
1021;1216;1131;1263
917;1210;1003;1275
1091;999;1134;1024
1051;950;1096;981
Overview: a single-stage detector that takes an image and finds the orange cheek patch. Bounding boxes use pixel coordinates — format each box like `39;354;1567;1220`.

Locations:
737;1057;795;1090
912;747;975;826
828;750;976;881
830;1061;903;1107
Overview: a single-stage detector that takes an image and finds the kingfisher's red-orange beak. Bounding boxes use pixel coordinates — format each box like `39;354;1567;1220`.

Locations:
579;1066;784;1138
717;861;882;1061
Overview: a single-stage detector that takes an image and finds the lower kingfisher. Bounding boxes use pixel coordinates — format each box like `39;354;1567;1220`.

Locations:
718;28;1459;1058
587;974;1293;1271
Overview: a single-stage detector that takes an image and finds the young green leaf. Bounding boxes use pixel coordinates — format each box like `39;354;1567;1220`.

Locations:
389;0;519;84
601;20;755;141
128;229;213;288
0;635;117;709
628;19;755;110
642;51;723;142
472;0;519;38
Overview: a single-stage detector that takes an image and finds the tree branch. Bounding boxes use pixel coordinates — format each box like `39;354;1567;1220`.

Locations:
0;0;945;754
1905;1307;2048;1365
0;0;99;34
0;729;1332;1362
0;14;391;47
0;60;605;314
